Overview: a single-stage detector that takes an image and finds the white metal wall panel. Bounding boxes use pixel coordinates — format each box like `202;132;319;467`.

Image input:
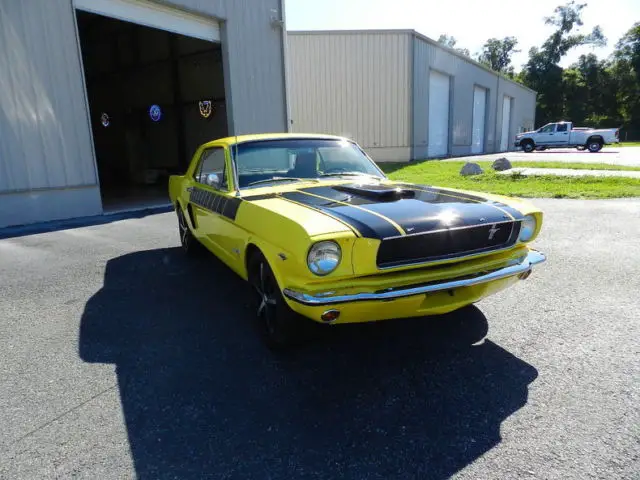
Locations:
287;32;411;159
428;71;450;157
74;0;220;41
0;0;97;193
497;79;536;150
500;96;512;151
471;86;487;154
0;0;288;227
412;32;536;158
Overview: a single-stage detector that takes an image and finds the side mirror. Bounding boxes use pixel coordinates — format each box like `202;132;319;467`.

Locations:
206;173;221;189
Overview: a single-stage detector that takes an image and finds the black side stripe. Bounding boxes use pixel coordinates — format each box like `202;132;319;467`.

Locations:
190;187;242;221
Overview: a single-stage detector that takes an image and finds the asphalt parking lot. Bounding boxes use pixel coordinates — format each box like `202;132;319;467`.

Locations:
445;145;640;167
1;199;638;480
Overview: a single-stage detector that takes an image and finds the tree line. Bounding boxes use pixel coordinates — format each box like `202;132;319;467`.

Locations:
438;1;640;140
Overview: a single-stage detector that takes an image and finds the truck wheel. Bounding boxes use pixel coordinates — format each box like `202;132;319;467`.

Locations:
587;141;603;153
522;141;535;153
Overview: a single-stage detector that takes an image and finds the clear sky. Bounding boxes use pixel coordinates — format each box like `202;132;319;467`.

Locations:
285;0;640;70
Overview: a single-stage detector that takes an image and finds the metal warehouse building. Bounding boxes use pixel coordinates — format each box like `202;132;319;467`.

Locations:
0;0;288;228
288;30;536;162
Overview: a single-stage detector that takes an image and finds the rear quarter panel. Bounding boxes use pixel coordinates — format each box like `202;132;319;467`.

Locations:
168;175;185;207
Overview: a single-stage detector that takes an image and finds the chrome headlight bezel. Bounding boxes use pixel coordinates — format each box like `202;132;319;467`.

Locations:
307;241;342;276
519;214;537;242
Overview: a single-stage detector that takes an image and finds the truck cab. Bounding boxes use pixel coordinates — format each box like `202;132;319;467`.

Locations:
515;121;619;153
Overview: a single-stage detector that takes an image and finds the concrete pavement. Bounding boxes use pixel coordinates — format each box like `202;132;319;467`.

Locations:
1;201;639;479
443;146;640;167
498;167;640;178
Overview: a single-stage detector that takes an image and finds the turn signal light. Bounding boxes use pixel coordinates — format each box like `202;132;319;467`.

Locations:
321;310;341;323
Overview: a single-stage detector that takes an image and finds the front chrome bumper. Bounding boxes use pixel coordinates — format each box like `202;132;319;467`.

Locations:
283;250;546;306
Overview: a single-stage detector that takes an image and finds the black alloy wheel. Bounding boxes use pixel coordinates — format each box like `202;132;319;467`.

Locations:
248;252;306;350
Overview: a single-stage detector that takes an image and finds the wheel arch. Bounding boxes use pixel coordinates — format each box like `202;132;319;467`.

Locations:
587;135;604;144
242;240;289;290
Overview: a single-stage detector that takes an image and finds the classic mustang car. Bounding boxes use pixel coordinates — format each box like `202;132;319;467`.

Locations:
169;133;546;349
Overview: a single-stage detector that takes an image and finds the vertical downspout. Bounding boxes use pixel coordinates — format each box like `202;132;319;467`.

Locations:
279;0;292;132
409;32;415;161
495;74;500;152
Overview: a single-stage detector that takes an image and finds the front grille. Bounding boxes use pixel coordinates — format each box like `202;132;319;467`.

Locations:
376;220;521;268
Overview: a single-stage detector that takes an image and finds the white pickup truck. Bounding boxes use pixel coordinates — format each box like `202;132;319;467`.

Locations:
514;121;620;153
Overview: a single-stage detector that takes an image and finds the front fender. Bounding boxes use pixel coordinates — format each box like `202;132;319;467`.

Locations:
235;200;356;291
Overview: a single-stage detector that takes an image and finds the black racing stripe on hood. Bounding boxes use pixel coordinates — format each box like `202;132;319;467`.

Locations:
294;185;517;236
279;191;400;239
400;185;526;220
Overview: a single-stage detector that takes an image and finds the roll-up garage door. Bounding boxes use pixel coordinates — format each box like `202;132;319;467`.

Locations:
471;86;487;154
74;0;220;42
428;71;450;157
500;96;512;151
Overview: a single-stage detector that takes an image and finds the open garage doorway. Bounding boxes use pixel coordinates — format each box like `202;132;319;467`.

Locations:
75;6;228;212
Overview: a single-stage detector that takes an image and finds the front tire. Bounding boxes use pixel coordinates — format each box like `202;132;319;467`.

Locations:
522;141;535;153
248;252;306;350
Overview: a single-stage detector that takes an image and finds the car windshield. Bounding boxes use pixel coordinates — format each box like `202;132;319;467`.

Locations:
231;138;385;188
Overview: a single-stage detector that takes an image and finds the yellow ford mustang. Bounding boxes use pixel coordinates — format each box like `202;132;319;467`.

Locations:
169;133;546;348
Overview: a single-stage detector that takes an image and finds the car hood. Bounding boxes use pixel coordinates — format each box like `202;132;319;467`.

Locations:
266;181;526;240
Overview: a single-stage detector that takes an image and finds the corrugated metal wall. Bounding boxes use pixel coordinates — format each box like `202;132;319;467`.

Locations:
496;77;537;146
413;35;502;159
288;30;536;162
0;0;288;227
169;0;288;136
288;32;412;162
0;0;98;193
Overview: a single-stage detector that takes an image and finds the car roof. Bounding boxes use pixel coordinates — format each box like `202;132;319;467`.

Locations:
201;132;350;148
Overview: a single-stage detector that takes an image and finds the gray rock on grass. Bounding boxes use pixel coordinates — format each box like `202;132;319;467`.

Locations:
492;157;512;171
460;162;484;176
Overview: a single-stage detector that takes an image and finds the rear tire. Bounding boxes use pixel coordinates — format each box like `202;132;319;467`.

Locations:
522;141;535;153
248;252;307;350
587;140;603;153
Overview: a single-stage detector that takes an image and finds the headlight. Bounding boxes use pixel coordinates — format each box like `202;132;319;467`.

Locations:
519;214;537;242
307;241;341;276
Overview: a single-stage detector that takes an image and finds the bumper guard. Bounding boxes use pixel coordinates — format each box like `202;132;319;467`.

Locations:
283;250;546;306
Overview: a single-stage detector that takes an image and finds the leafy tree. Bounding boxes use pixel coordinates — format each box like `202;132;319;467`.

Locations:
520;1;606;125
611;22;640;139
477;37;520;77
437;34;470;57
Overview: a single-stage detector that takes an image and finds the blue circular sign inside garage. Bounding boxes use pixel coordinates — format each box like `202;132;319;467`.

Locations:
149;104;162;122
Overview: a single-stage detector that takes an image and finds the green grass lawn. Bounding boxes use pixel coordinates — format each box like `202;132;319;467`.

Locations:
617;142;640;147
379;161;640;199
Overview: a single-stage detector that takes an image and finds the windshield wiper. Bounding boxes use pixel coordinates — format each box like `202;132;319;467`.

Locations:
246;176;317;187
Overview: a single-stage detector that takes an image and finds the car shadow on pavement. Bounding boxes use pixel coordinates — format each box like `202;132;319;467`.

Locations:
79;247;538;480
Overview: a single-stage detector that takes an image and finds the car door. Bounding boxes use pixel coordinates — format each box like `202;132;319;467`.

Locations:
536;123;557;145
554;122;570;145
188;146;233;259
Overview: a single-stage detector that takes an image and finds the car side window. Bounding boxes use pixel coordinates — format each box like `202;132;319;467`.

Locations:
556;123;568;132
195;148;227;190
540;124;555;133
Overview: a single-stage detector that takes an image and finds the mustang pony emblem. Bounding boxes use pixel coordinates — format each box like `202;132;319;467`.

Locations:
199;100;213;118
487;224;500;240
